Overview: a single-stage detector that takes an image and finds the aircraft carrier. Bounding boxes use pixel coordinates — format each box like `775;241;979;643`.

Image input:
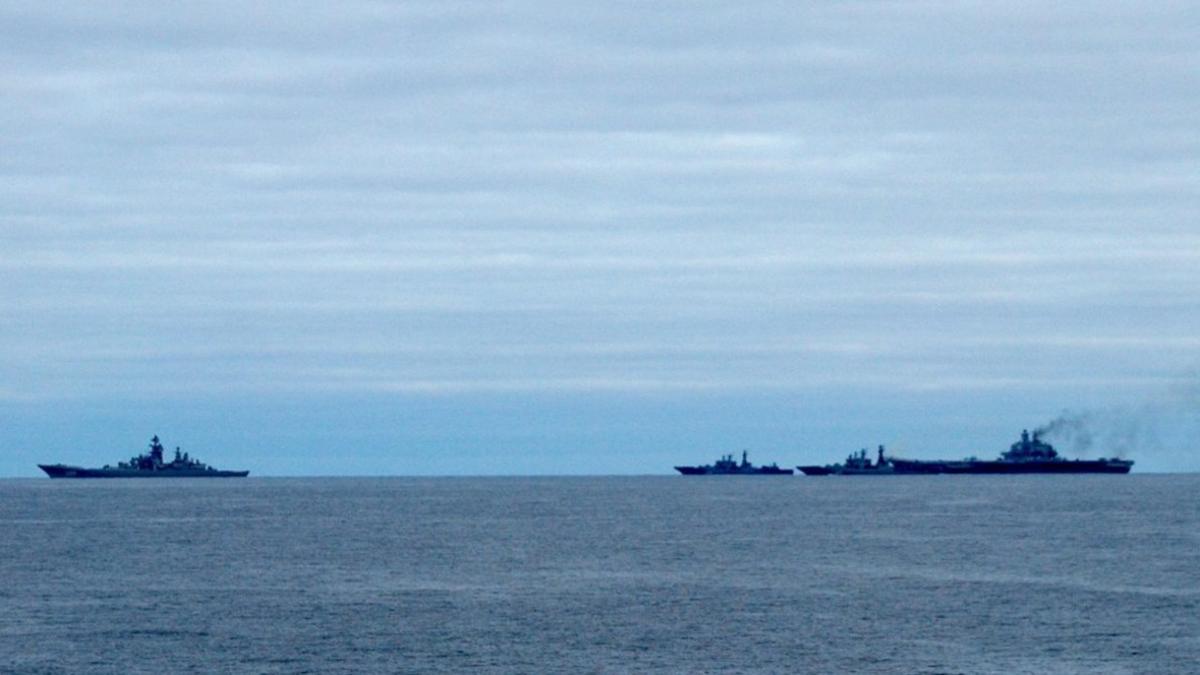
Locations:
888;429;1132;474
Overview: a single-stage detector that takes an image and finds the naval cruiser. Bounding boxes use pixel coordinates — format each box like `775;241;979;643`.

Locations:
39;435;249;478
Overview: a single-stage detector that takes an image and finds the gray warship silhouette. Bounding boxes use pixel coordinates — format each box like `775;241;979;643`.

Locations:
39;435;249;478
798;445;896;476
675;450;793;475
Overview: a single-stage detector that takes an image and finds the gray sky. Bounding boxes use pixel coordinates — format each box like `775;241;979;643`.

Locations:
2;2;1198;474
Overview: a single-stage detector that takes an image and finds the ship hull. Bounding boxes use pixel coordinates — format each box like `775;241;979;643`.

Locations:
798;465;895;476
888;460;949;474
889;459;1131;475
943;460;1132;474
889;460;955;474
38;464;249;478
674;466;794;475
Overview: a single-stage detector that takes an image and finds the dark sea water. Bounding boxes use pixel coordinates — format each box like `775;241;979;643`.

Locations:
2;475;1198;674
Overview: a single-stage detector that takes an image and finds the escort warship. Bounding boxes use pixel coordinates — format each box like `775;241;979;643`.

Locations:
798;445;897;476
888;429;1133;475
675;451;793;475
38;435;249;478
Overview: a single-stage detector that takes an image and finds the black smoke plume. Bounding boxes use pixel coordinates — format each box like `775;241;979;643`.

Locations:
1033;387;1200;461
1034;411;1096;456
1035;373;1200;465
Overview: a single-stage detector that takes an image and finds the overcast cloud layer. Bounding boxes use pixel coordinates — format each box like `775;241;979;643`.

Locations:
2;2;1198;474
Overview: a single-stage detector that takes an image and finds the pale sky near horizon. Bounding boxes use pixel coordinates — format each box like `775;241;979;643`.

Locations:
2;2;1198;475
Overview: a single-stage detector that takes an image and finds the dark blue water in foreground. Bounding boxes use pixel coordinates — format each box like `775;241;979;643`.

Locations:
2;475;1198;674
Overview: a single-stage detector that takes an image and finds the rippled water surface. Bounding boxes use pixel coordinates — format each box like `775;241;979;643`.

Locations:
2;475;1198;674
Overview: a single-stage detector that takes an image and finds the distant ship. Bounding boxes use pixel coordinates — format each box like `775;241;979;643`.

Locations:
39;435;249;478
675;451;794;475
888;429;1133;474
798;445;896;476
